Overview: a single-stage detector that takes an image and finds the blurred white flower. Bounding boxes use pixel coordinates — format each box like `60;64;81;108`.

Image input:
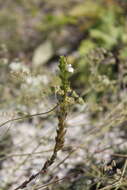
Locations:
9;61;29;73
25;75;49;86
66;64;74;73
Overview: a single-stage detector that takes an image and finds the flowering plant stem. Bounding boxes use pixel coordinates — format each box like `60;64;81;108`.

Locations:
14;56;74;190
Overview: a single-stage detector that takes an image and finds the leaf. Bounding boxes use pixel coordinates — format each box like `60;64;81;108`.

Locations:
32;40;54;66
78;39;96;56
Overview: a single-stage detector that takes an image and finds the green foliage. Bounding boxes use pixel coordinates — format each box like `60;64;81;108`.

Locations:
0;0;120;54
90;6;124;49
71;48;118;114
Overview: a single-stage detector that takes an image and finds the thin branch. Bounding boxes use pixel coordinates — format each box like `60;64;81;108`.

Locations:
120;159;127;180
14;171;43;190
34;175;72;190
0;149;53;160
0;104;58;128
111;153;127;158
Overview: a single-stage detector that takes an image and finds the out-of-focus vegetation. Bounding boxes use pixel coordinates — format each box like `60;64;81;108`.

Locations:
0;0;127;190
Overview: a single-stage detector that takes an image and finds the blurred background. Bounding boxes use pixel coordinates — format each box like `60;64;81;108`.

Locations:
0;0;127;189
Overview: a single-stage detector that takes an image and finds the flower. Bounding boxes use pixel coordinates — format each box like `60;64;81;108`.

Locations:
66;64;74;73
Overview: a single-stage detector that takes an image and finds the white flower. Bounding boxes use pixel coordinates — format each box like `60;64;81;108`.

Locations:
9;61;29;73
66;64;74;73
